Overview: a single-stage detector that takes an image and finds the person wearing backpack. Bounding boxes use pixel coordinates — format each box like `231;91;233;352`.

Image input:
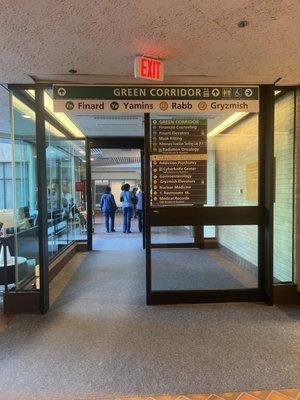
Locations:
100;186;117;233
120;183;135;233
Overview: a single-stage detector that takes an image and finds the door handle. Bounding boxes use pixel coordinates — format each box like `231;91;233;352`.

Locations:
153;210;159;214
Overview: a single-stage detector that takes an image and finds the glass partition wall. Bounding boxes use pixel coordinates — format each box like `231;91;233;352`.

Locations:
1;84;297;313
273;90;295;283
46;123;86;260
44;91;87;262
11;91;39;290
0;87;87;309
0;89;40;296
0;86;17;298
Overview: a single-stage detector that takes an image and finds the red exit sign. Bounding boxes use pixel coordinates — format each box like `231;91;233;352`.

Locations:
134;56;164;82
75;181;85;192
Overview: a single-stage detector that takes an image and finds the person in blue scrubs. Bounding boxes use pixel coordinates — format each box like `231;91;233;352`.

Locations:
100;186;117;232
136;186;143;233
120;183;135;233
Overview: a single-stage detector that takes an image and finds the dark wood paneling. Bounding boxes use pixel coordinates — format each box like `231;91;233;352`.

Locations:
35;85;49;314
150;206;261;226
203;238;218;249
151;243;201;249
76;242;88;252
48;243;77;282
258;85;275;305
149;289;263;304
274;284;300;304
151;238;218;249
3;291;40;314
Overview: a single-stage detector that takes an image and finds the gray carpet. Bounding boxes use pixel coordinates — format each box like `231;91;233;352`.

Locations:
152;248;245;290
0;243;299;399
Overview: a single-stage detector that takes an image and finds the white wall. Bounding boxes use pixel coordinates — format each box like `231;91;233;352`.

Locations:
215;92;295;282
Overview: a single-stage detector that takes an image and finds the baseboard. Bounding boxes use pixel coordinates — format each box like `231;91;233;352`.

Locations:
3;290;40;314
273;283;300;305
203;238;218;249
218;243;258;277
151;239;219;249
3;242;88;314
49;242;87;282
76;242;88;252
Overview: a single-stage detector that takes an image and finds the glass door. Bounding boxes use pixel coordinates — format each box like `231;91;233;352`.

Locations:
144;86;274;304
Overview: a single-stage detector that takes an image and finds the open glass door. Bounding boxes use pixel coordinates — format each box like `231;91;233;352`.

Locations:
144;86;274;304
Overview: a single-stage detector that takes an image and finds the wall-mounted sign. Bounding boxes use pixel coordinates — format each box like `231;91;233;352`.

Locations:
134;56;164;81
150;119;207;206
53;85;259;114
75;181;85;192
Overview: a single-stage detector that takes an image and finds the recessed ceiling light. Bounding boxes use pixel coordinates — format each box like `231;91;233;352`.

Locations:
22;114;30;119
90;158;94;161
237;20;249;28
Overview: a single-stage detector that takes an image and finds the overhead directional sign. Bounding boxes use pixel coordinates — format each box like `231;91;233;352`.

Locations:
53;85;259;113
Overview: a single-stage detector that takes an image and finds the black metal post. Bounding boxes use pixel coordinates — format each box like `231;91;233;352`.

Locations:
35;84;49;314
258;85;275;305
140;150;146;250
2;238;8;292
193;226;204;248
86;138;93;251
144;113;151;304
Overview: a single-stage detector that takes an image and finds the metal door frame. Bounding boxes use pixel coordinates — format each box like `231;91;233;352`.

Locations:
144;85;275;305
5;83;278;311
86;136;145;251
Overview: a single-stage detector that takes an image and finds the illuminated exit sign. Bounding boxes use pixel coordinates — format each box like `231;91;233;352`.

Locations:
134;56;164;82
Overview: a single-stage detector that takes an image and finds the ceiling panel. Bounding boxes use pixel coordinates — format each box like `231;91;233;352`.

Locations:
69;113;144;137
90;148;141;169
66;112;230;137
0;0;299;84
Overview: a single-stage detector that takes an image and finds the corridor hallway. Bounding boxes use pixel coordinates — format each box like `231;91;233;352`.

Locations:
0;228;299;399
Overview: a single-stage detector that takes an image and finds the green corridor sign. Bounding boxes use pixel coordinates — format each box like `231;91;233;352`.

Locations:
53;85;259;113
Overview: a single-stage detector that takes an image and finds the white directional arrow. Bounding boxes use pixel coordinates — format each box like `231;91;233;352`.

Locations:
245;88;253;97
57;87;66;97
212;88;220;97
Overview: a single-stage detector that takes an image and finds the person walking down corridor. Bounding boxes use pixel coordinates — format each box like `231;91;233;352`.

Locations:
120;183;134;233
136;186;143;233
100;186;117;232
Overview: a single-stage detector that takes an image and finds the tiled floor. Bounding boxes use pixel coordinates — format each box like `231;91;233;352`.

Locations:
105;390;299;400
4;388;298;400
74;389;300;400
89;389;300;400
